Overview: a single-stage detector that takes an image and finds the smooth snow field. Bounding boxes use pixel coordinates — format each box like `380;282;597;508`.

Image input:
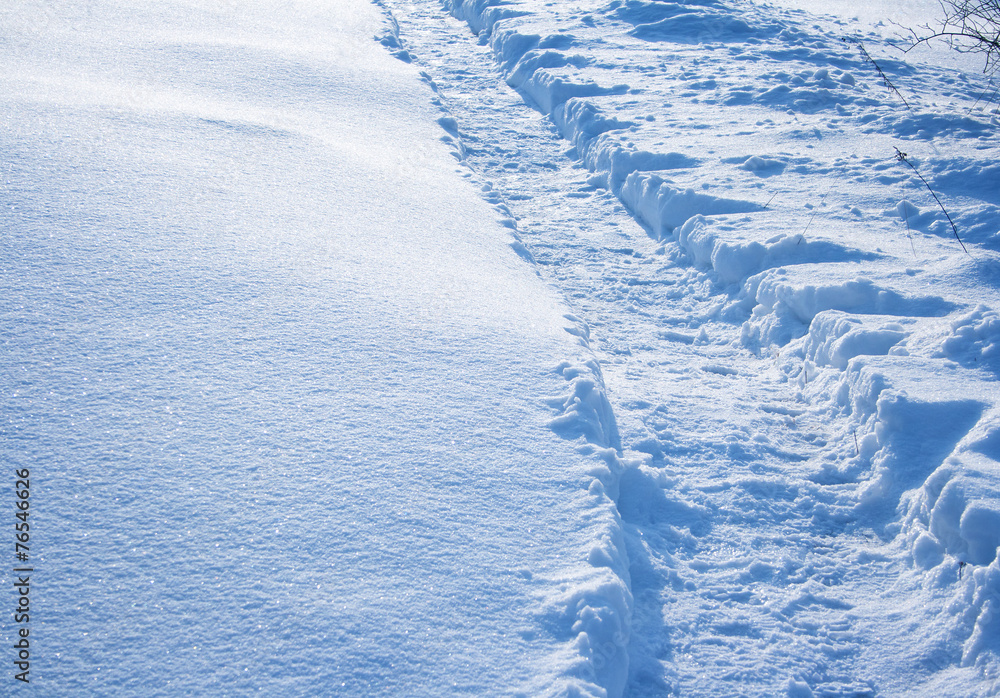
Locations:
3;0;1000;696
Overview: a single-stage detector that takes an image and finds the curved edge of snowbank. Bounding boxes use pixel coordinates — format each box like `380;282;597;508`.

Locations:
372;6;634;695
538;314;632;697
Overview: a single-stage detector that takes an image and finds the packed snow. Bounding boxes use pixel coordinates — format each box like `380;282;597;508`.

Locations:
3;0;1000;695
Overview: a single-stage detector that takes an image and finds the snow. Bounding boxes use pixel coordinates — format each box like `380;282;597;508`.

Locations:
2;1;628;694
3;0;1000;695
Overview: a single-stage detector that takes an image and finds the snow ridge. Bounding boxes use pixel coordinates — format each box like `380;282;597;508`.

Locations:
374;5;636;695
542;333;634;697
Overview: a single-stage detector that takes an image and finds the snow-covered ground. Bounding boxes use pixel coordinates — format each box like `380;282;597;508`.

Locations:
3;0;1000;695
1;1;628;694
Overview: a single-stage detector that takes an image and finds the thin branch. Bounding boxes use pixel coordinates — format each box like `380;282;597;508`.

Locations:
899;0;1000;76
894;148;969;254
902;209;917;258
968;78;999;112
844;37;913;110
801;190;830;237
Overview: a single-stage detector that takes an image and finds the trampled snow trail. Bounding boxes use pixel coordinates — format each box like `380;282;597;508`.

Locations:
379;0;1000;695
1;1;632;694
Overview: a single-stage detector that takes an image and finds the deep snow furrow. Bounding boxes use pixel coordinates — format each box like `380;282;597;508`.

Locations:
371;4;636;695
378;0;1000;695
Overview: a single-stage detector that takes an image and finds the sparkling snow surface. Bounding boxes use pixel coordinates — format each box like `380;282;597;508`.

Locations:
2;1;628;695
4;0;1000;695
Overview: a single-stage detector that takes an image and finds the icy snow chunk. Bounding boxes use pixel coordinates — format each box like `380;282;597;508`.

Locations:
507;49;571;86
837;356;990;527
970;423;1000;462
443;0;529;36
803;311;906;370
620;176;761;238
895;199;919;221
743;266;955;348
736;154;786;176
933;304;1000;371
547;355;622;451
585;148;701;190
914;448;1000;569
436;115;459;136
962;556;1000;665
674;216;874;288
961;504;1000;566
489;27;540;69
555;99;636;145
676;215;767;283
521;69;628;113
786;678;815;697
862;391;983;513
539;33;575;50
911;531;945;569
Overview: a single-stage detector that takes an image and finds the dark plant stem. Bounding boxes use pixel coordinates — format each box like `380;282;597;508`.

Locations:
903;210;917;258
894;148;969;254
801;191;829;237
845;37;913;110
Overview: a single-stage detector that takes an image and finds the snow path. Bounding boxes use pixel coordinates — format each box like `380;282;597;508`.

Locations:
380;0;1000;695
1;2;631;694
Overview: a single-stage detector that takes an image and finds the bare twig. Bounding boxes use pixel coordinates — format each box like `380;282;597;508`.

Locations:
903;211;917;258
969;78;1000;113
844;37;913;110
801;190;830;237
900;0;1000;77
894;148;969;254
